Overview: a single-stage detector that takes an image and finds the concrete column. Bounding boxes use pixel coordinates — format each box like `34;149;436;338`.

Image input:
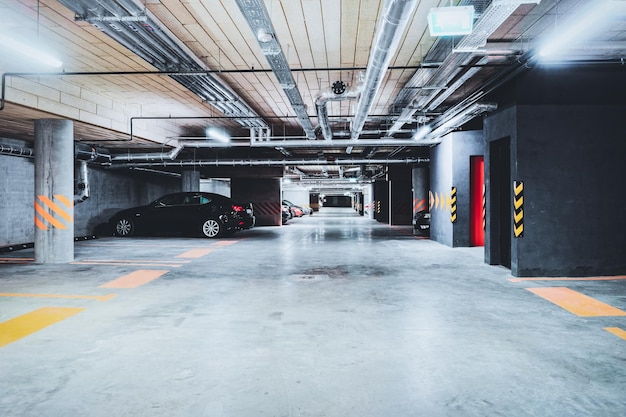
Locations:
181;170;201;192
231;178;281;226
34;119;74;263
412;166;430;215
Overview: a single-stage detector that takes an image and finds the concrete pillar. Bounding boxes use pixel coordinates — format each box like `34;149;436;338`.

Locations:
388;166;412;225
231;178;281;226
412;166;430;215
181;170;201;192
34;119;74;263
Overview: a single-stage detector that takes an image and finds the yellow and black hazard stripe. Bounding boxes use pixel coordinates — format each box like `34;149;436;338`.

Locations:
450;186;457;223
513;181;523;238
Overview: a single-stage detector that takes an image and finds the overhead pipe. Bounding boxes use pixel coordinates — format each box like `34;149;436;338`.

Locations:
111;144;184;162
110;157;427;169
351;0;419;140
316;74;364;140
0;143;34;158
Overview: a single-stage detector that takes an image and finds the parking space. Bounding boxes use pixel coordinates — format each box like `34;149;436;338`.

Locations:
0;208;624;416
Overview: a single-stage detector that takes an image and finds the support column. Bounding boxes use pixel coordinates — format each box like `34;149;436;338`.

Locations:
231;178;281;226
181;170;201;192
34;119;74;263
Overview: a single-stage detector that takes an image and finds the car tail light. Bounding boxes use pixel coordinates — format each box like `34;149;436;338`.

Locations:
232;205;244;212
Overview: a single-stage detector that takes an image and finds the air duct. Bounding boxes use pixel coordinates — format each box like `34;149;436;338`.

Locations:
111;157;425;169
111;144;184;162
388;0;540;136
234;0;316;139
316;75;364;140
351;0;419;140
58;0;267;129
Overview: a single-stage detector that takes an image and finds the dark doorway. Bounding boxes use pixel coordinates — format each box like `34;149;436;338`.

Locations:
489;138;511;268
470;156;485;246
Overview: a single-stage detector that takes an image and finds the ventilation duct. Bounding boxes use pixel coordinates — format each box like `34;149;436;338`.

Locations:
234;0;316;139
316;75;364;140
58;0;267;129
388;0;539;136
351;0;419;140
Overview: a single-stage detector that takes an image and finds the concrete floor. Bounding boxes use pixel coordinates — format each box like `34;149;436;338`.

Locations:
0;208;624;416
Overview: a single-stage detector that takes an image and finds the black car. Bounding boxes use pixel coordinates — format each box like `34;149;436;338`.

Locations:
110;192;254;238
413;210;431;236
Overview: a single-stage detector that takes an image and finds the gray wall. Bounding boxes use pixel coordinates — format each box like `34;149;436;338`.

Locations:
485;105;626;276
0;150;34;246
74;168;180;236
430;130;484;247
484;66;626;276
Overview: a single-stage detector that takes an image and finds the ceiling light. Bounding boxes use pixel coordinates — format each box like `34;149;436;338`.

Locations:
427;6;475;37
0;34;63;68
206;127;231;143
413;125;432;141
539;0;626;58
257;28;273;43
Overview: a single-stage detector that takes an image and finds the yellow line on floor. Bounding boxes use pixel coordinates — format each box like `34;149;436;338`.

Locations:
176;248;214;258
99;270;169;289
72;260;186;268
212;241;238;246
526;287;626;317
604;327;626;341
0;293;116;302
510;275;626;282
0;307;85;348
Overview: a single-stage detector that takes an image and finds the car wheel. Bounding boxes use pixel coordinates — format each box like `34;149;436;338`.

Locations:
201;219;222;238
114;218;135;237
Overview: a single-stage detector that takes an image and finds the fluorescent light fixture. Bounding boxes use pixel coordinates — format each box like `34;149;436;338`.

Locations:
206;127;231;143
428;6;474;37
539;0;626;58
413;125;432;141
0;34;63;68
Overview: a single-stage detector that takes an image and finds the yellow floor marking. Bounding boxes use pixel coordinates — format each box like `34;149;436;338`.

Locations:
176;248;214;258
604;327;626;341
72;260;187;268
0;293;116;302
99;270;169;289
526;287;626;317
212;241;238;246
0;307;85;348
510;275;626;282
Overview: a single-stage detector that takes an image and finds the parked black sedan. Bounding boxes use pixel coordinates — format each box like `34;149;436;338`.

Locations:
110;192;254;238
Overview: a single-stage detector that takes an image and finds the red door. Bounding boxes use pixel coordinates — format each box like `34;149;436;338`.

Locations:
470;156;485;246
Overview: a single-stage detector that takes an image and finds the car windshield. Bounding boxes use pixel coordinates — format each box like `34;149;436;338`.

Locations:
155;194;186;206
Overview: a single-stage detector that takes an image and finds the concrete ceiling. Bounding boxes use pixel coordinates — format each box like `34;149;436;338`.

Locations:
0;0;625;180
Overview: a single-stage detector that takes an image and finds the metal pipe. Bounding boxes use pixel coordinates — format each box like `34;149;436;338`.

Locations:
110;157;426;169
111;145;184;162
351;0;418;140
316;74;364;140
74;161;90;204
0;143;34;158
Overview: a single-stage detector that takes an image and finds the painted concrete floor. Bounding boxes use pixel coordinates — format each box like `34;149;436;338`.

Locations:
0;208;625;417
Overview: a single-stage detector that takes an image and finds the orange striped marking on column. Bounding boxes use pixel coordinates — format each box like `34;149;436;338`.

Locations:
0;307;85;348
526;287;626;317
99;270;169;289
34;195;74;230
604;327;626;341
